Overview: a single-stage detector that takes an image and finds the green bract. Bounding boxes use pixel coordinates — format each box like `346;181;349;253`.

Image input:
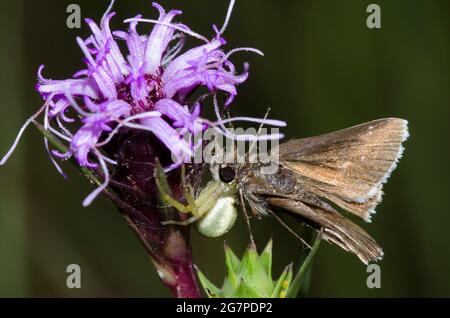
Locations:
196;236;321;298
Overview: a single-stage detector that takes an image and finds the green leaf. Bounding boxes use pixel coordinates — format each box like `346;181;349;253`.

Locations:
259;239;273;280
271;264;292;298
286;231;322;298
224;242;240;273
232;278;266;298
238;243;274;297
196;266;221;298
239;243;259;276
223;242;240;289
33;120;68;154
196;239;316;298
282;265;293;298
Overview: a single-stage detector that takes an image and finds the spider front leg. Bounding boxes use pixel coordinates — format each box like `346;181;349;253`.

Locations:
180;164;199;214
154;162;201;226
159;189;203;226
161;214;204;226
159;190;192;214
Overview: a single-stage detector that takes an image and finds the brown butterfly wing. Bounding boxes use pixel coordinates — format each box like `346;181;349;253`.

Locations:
279;118;409;222
267;197;383;264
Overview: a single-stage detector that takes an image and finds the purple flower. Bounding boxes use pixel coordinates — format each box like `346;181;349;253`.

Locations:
1;0;285;206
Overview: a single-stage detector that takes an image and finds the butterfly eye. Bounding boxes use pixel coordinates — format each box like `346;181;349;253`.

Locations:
219;166;236;183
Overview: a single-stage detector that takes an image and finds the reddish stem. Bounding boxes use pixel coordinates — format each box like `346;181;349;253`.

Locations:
123;213;202;298
103;130;203;298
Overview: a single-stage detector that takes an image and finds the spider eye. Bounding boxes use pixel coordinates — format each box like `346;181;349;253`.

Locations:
219;166;236;183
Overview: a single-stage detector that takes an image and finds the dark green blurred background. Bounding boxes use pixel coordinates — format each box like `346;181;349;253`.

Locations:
1;0;449;297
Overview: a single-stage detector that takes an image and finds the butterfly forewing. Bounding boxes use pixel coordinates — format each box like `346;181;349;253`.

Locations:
279;118;409;221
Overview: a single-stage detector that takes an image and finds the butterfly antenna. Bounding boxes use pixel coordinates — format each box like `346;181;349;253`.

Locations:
239;189;255;245
238;107;271;170
226;108;234;129
268;209;312;250
223;105;238;166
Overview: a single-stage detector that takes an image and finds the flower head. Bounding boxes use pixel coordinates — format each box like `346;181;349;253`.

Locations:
1;0;285;206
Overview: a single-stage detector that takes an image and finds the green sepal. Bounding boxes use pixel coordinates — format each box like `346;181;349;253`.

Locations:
197;241;312;298
238;243;274;297
196;266;221;298
232;278;266;298
223;242;240;289
259;239;273;280
271;264;293;298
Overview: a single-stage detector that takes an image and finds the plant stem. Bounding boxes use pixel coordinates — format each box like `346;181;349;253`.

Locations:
34;123;202;298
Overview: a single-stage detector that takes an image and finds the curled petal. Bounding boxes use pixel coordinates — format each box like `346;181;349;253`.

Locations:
82;150;111;207
37;78;100;101
0;100;50;165
140;116;193;163
154;99;205;134
76;37;118;100
162;38;224;83
145;7;182;75
71;126;101;168
71;100;131;166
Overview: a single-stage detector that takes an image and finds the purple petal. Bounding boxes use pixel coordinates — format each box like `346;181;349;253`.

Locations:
162;38;224;82
37;78;100;100
140;116;193;163
154;99;203;134
145;5;182;75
